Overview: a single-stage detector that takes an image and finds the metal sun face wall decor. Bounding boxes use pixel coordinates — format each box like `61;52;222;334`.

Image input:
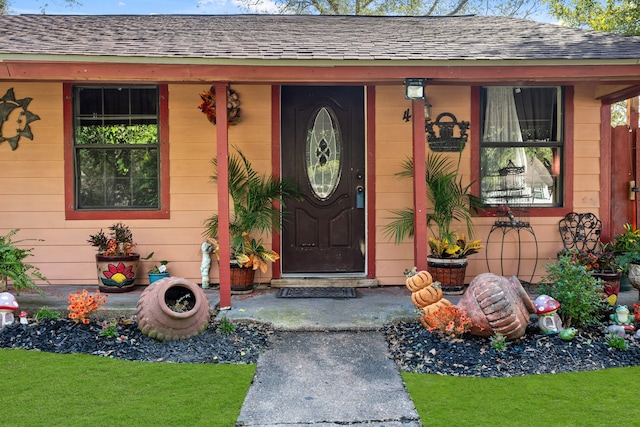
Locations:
0;88;40;150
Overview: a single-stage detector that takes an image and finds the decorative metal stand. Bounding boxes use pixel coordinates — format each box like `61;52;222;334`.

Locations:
485;161;538;285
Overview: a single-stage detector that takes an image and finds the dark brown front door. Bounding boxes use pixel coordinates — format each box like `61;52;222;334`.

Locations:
281;86;365;273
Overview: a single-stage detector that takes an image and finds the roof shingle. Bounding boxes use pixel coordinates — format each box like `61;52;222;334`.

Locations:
1;14;640;62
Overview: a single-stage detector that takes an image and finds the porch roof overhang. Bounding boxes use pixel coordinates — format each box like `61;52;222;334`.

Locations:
3;57;640;89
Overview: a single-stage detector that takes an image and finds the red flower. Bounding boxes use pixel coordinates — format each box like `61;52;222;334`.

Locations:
103;262;135;283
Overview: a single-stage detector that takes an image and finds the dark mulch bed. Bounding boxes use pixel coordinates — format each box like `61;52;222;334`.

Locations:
2;316;640;378
383;320;640;377
0;317;273;364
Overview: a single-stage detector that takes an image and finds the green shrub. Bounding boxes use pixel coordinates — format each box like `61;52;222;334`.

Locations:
538;253;608;328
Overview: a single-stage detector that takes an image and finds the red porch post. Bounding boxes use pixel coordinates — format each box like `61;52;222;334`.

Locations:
215;82;232;309
412;99;428;271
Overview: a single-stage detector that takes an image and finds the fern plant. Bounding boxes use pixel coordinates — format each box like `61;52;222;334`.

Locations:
0;229;47;295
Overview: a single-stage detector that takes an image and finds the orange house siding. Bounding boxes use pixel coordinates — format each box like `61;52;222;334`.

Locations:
0;81;611;287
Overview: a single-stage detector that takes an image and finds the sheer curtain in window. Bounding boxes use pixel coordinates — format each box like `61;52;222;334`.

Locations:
482;87;529;202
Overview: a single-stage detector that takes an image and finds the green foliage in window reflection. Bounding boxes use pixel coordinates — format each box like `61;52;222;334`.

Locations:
74;124;159;209
75;124;157;145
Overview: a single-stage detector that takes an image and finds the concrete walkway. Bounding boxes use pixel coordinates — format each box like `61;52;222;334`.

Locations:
237;331;421;427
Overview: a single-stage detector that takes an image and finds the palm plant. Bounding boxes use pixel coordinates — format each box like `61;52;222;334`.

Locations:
203;146;299;269
384;151;482;258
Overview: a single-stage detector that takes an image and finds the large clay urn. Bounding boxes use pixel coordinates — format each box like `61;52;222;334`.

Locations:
136;277;210;341
457;273;535;341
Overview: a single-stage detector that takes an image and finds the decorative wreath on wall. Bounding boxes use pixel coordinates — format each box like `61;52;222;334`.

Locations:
198;86;241;126
0;88;40;150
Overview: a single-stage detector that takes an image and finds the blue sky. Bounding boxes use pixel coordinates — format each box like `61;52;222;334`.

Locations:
9;0;555;23
9;0;248;15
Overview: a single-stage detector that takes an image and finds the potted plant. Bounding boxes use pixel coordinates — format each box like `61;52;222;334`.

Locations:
148;260;170;284
384;151;482;294
87;222;140;293
609;223;640;293
202;146;299;293
0;229;47;296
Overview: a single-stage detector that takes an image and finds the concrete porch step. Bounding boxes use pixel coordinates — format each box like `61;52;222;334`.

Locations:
270;277;379;288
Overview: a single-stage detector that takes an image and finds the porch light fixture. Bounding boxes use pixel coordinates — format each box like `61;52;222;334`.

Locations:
405;78;425;100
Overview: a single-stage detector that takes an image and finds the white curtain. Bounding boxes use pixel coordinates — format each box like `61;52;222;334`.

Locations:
482;87;529;202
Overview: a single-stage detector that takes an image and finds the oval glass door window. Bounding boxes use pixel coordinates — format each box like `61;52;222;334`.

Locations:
306;106;341;200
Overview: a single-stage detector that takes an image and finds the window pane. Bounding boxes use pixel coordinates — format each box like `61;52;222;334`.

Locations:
306;106;341;200
103;88;131;115
480;86;563;207
77;88;103;116
514;88;559;142
76;147;159;209
75;123;157;145
481;147;559;205
131;88;158;115
73;85;160;211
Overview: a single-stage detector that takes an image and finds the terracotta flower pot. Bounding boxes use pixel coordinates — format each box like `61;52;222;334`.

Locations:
136;277;210;341
95;254;139;293
591;271;621;305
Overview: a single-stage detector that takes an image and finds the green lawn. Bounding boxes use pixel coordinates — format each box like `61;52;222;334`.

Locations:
1;349;254;427
404;366;640;426
6;348;640;426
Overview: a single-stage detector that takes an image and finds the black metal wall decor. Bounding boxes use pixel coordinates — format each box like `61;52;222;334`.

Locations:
425;112;470;152
0;88;40;150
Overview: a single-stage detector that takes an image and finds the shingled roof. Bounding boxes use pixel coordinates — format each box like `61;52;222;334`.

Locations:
1;14;640;63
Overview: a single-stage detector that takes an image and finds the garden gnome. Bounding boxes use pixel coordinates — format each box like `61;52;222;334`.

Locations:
200;241;214;289
534;295;562;335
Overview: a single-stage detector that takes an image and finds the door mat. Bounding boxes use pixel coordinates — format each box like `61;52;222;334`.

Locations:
276;287;357;299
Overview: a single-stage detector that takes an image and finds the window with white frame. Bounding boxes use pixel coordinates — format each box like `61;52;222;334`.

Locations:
480;86;563;207
72;86;160;210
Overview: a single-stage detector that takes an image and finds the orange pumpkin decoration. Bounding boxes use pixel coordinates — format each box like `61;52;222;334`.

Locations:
422;298;453;317
410;285;443;308
419;298;454;329
405;270;433;292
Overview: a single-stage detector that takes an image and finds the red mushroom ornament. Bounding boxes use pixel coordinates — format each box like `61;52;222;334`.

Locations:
0;292;19;328
534;294;562;335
